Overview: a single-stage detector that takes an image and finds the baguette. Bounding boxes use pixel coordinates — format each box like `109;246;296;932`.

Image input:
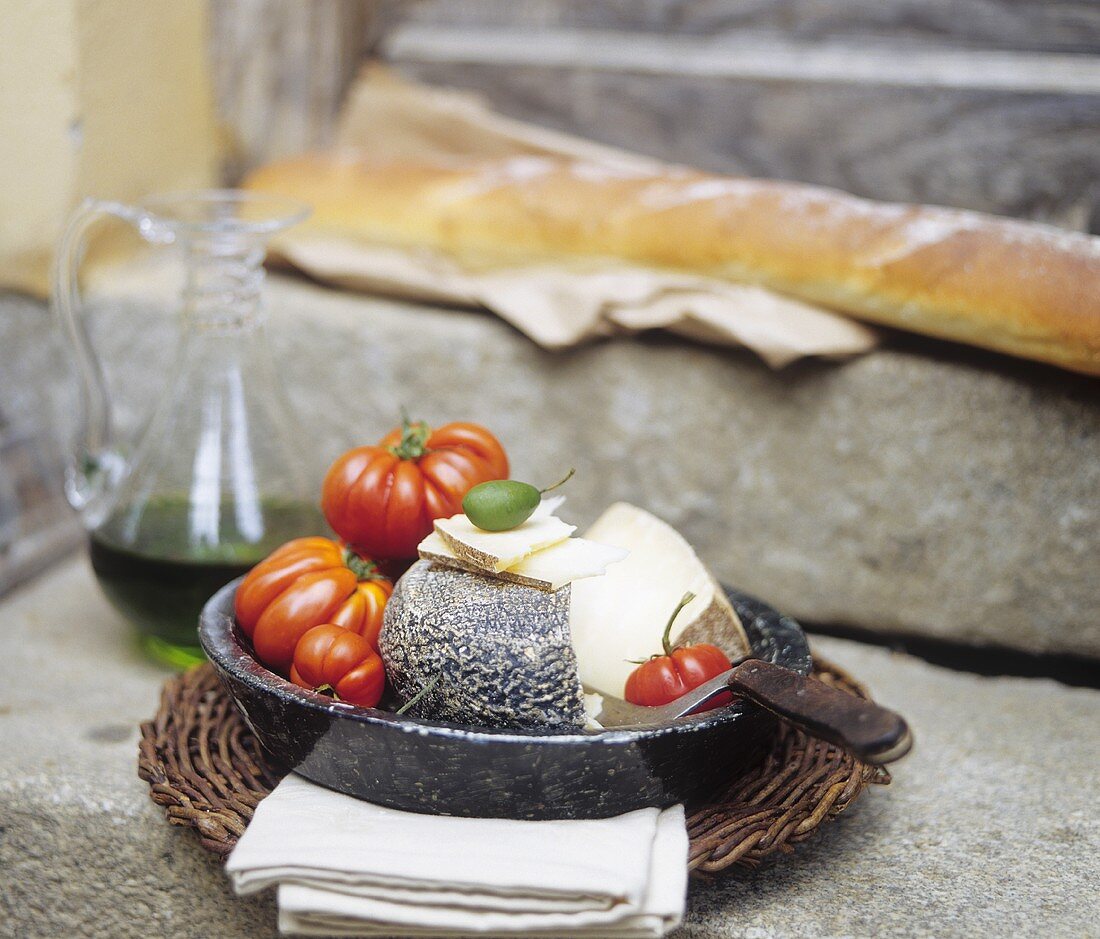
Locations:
246;154;1100;376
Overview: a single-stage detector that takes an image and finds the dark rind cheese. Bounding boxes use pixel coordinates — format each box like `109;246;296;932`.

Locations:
380;560;588;731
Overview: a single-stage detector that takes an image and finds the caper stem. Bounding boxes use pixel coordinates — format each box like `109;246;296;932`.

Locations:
539;467;575;494
661;591;696;657
396;672;442;715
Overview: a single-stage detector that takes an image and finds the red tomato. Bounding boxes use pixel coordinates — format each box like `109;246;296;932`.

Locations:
290;624;385;708
321;418;509;559
234;537;393;674
624;592;734;710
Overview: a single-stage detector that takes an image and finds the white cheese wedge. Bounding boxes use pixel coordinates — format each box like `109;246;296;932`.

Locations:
434;512;575;573
569;502;750;698
419;531;628;591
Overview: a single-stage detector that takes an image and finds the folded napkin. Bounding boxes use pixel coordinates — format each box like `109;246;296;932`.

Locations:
227;773;688;937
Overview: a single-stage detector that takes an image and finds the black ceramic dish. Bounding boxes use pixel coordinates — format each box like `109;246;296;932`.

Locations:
200;578;812;820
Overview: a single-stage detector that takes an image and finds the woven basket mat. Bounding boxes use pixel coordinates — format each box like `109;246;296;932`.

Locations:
139;654;890;877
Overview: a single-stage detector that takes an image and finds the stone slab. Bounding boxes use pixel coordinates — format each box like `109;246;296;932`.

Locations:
1;559;1097;937
381;0;1100;55
2;273;1098;658
385;59;1100;231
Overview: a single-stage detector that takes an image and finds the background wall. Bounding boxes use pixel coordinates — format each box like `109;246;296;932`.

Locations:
212;0;1100;229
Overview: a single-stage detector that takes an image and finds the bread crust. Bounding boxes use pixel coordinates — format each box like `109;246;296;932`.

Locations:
246;154;1100;375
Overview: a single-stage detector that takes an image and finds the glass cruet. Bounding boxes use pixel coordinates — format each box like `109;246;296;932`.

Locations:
53;191;326;667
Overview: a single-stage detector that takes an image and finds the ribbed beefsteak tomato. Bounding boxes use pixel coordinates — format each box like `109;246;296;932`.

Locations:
321;418;509;559
234;537;392;674
290;624;385;708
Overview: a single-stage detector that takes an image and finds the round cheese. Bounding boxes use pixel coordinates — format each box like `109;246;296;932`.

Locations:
380;561;588;731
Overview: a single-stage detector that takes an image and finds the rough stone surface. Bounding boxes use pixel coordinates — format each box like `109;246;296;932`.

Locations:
683;637;1100;939
1;560;1097;938
0;560;275;939
2;272;1098;659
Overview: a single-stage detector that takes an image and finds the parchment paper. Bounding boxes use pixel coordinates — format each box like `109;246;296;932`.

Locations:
270;65;878;367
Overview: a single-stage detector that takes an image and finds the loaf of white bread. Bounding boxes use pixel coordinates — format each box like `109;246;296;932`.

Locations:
246;154;1100;376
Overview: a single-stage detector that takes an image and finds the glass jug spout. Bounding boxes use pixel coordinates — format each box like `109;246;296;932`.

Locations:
52;191;309;526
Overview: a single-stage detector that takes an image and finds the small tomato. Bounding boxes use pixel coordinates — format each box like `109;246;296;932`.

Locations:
624;592;734;710
290;624;385;708
321;417;509;559
234;537;392;674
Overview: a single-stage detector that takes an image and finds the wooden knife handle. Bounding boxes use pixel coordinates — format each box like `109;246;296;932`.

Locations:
729;659;912;764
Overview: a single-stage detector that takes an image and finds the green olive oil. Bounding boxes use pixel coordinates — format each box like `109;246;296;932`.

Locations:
89;497;324;668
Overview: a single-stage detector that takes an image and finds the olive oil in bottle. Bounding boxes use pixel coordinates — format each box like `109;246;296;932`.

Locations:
89;497;323;667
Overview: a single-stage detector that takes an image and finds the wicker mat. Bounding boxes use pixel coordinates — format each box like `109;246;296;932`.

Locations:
139;655;890;877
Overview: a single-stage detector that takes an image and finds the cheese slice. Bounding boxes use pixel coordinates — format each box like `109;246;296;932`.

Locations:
419;531;628;591
569;502;749;698
434;512;575;573
583;692;605;731
531;494;566;519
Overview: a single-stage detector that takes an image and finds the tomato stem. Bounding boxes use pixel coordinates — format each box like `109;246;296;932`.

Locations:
661;591;696;657
539;467;575;494
342;547;384;582
389;410;432;461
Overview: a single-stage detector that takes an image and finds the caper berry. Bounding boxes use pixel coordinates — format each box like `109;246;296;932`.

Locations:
463;469;575;532
463;481;541;531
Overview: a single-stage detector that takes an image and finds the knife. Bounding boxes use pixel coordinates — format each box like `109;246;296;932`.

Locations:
596;655;912;764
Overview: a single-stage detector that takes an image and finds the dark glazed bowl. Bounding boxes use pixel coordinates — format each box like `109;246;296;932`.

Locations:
200;579;811;819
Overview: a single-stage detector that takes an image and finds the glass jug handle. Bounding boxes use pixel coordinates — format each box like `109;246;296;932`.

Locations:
51;197;144;518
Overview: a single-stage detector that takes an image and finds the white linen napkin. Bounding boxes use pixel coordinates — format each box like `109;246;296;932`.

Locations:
226;773;688;937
